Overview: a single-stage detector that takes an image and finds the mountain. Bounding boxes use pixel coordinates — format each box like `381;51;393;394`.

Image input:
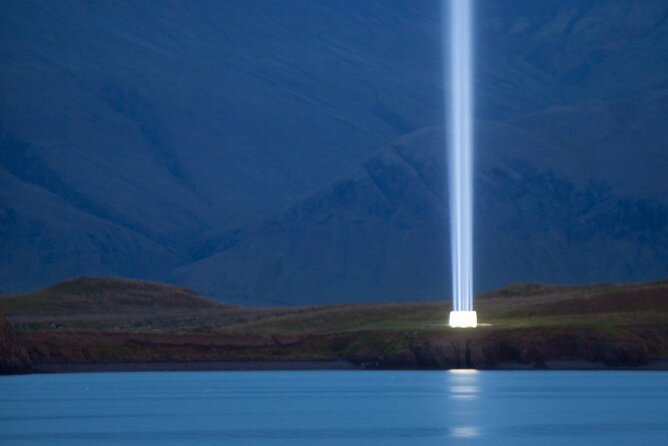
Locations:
2;1;668;300
173;91;668;304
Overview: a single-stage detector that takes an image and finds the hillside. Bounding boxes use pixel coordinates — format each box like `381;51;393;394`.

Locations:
0;277;219;317
1;277;667;371
172;93;668;304
2;1;668;301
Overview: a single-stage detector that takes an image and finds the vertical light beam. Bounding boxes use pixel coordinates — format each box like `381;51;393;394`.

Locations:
447;0;477;328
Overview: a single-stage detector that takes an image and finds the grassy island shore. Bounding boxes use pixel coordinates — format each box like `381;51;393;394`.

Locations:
2;277;667;374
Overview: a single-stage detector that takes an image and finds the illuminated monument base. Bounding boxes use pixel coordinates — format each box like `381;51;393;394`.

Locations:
449;311;478;328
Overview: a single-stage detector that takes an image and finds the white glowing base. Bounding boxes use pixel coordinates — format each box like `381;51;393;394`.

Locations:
449;311;477;328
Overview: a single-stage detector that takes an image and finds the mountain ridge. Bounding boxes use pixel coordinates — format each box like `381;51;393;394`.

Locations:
172;92;668;304
2;1;668;300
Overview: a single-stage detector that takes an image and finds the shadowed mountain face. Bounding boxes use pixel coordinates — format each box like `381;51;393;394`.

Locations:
2;1;668;301
173;93;668;304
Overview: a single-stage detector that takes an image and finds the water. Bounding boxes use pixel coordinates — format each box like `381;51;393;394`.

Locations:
1;371;667;445
446;0;474;312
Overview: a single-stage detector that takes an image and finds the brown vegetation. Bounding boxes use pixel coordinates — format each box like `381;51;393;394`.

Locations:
0;314;32;374
1;276;667;372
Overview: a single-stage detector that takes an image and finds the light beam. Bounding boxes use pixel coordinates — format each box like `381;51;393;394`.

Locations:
446;0;477;328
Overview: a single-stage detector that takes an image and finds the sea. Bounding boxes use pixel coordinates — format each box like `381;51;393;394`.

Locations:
1;370;667;445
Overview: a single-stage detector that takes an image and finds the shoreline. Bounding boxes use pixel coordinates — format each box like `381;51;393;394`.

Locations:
32;360;358;373
22;358;668;374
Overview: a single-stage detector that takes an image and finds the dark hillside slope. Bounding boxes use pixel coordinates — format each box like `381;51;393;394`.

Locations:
2;1;668;298
175;93;668;304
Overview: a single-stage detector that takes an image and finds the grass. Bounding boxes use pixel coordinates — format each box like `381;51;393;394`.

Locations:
2;276;667;337
2;276;667;368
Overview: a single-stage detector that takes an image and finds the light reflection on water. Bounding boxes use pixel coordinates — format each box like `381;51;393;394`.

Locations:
447;369;481;438
1;370;668;445
450;425;480;438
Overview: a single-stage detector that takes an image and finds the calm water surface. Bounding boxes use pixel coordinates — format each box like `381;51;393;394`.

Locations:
1;370;667;445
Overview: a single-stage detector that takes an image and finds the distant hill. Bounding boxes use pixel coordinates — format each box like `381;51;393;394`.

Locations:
172;93;668;304
0;277;219;317
2;1;668;300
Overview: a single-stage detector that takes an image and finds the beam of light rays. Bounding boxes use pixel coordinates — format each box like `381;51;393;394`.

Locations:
446;0;477;327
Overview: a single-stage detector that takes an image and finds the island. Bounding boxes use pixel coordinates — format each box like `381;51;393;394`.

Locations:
1;277;667;374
